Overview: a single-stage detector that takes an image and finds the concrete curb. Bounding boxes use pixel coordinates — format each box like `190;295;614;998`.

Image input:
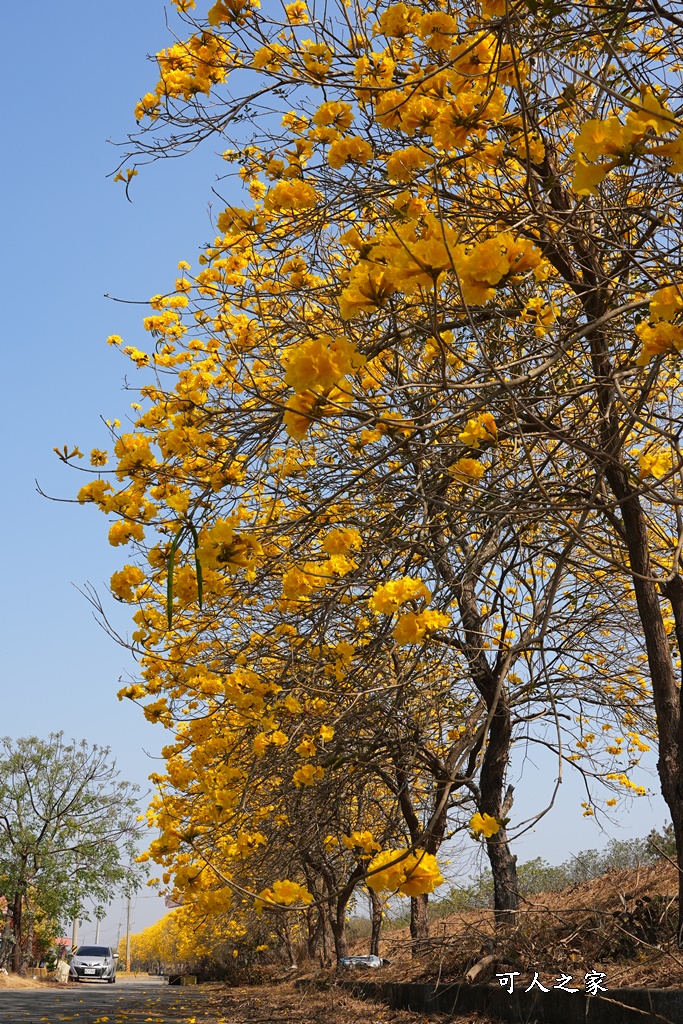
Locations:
338;978;683;1024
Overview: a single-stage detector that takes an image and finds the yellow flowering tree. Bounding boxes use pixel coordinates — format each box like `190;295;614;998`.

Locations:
64;0;683;945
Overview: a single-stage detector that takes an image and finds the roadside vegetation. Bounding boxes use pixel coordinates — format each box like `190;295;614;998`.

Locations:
123;825;681;987
0;734;143;974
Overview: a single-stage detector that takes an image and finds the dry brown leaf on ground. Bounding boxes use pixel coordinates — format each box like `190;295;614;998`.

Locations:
213;982;503;1024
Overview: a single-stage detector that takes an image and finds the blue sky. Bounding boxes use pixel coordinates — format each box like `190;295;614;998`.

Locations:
1;0;225;942
0;0;669;943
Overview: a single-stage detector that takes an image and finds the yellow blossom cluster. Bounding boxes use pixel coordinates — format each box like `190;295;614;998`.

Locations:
637;447;672;480
458;413;498;448
282;335;366;394
255;879;313;914
452;234;542;306
328;137;374;169
342;831;382;855
369;577;431;615
292;764;325;787
469;812;501;838
367;849;444;896
110;565;146;602
392;609;451;645
136;31;231;117
572;89;682;195
338;222;541;320
635;285;683;364
197;520;263;575
606;773;647;797
451;458;486;482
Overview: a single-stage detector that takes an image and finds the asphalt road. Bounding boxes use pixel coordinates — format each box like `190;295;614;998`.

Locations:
0;974;226;1023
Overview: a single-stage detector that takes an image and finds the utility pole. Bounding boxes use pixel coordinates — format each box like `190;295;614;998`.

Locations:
71;830;81;952
94;905;106;946
125;897;131;972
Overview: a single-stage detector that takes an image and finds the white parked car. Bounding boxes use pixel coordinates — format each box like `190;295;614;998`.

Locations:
69;945;118;983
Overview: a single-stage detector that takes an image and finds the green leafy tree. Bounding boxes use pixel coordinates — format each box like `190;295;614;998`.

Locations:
647;822;677;861
0;733;143;973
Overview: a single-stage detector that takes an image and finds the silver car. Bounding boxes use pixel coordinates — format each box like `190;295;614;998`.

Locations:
69;945;118;983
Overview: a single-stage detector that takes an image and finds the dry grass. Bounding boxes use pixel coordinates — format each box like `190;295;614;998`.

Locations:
0;972;49;989
340;860;683;989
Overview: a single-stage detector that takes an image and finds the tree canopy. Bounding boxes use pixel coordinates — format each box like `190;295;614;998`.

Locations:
63;0;683;952
0;734;143;972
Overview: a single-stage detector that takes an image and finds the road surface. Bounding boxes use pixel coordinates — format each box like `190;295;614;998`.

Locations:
0;974;225;1023
0;974;507;1024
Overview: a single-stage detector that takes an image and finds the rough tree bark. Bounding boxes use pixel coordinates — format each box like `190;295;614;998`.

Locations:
0;916;12;969
604;463;683;944
480;708;519;924
369;889;383;957
23;911;34;974
306;905;321;960
409;893;429;942
320;907;333;966
11;890;22;974
326;863;365;960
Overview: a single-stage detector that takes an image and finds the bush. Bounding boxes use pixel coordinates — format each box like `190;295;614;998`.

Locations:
646;822;676;860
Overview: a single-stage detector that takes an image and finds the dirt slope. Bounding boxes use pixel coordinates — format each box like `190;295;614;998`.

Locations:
343;860;683;989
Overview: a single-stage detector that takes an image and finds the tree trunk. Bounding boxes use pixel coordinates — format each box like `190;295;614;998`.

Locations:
11;890;22;974
328;913;346;960
326;863;364;961
329;900;349;960
0;916;13;969
602;460;683;944
666;805;683;948
660;575;683;946
277;916;296;968
369;889;382;956
485;827;518;922
409;892;429;953
329;885;357;959
447;575;520;925
320;907;333;966
306;906;321;960
23;912;34;973
478;691;519;924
